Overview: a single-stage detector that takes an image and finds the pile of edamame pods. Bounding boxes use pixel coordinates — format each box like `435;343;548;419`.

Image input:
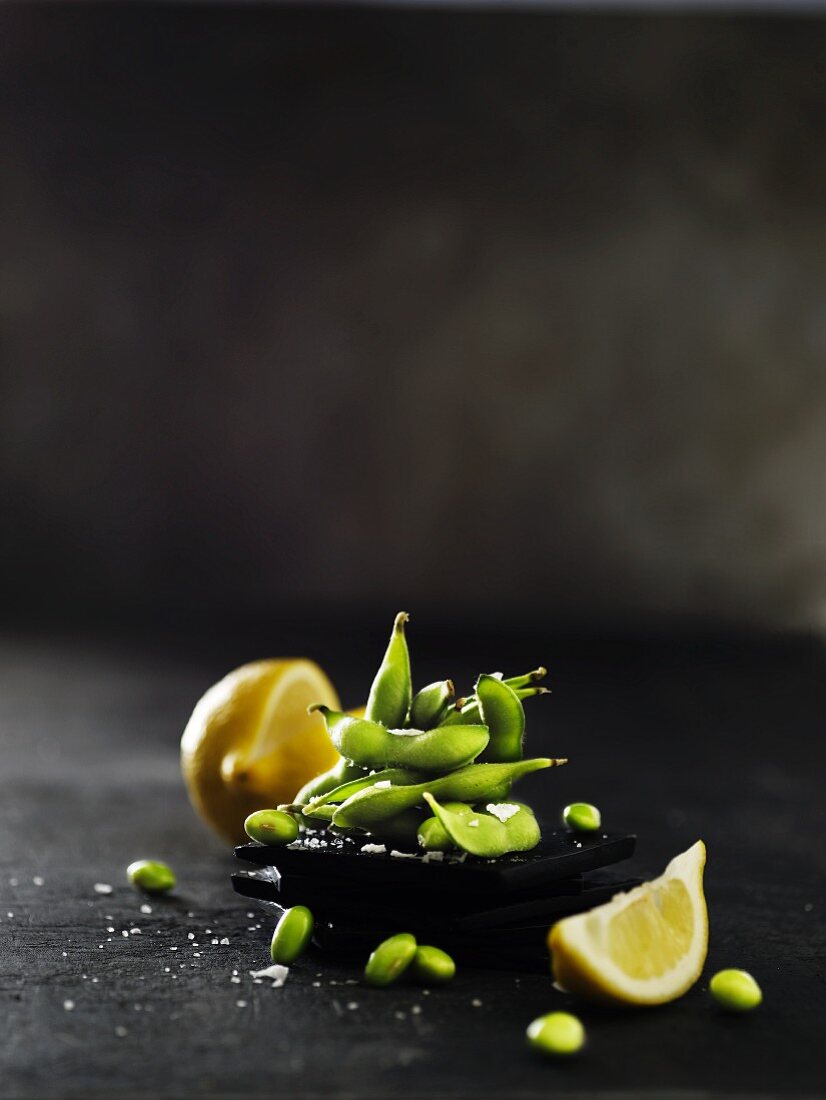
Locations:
284;612;568;858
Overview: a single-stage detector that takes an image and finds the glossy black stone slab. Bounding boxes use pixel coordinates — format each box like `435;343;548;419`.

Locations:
230;871;640;938
234;828;636;893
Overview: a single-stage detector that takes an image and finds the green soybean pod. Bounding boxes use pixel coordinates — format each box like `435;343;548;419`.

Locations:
364;612;412;728
504;667;547;691
126;859;176;894
417;802;476;851
310;707;489;774
423;795;541;858
476;674;525;762
302;767;425;813
709;969;762;1012
411;945;456;984
527;1012;585;1057
244;808;299;845
270;905;314;964
364;932;418;987
292;758;367;806
439;684;548;727
332;757;563;829
410;680;455;729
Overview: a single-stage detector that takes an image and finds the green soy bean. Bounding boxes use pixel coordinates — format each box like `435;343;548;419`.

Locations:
126;859;176;894
417;802;476;851
563;802;602;833
439;684;548;727
410;680;455;729
364;932;418;987
709;969;762;1012
423;795;540;857
527;1012;585;1057
333;757;563;830
411;945;456;984
310;708;489;774
244;808;299;845
365;612;412;728
292;758;367;806
270;905;314;964
476;673;525;763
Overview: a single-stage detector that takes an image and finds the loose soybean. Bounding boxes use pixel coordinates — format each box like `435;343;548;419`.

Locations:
563;802;602;833
410;945;456;984
244;809;299;845
527;1012;585;1057
126;859;176;894
270;906;314;965
709;969;762;1012
364;932;418;987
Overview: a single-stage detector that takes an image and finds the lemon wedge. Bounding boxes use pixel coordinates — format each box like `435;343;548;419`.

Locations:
181;659;341;844
548;840;708;1005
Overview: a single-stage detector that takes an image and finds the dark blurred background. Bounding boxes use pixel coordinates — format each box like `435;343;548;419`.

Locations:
1;3;826;634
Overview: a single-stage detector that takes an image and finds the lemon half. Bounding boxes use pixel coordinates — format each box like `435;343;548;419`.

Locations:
181;659;341;844
549;840;708;1005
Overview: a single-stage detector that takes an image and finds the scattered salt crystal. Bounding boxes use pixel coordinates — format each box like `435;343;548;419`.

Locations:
187;933;195;941
422;989;431;996
121;931;129;938
164;967;170;973
62;951;68;957
360;843;387;855
9;878;18;887
187;911;195;918
421;851;444;863
93;883;113;895
390;850;418;860
253;979;263;985
236;1000;248;1008
486;803;520;823
129;928;141;935
286;841;302;849
249;964;289;987
193;953;201;958
471;998;483;1007
91;978;99;983
373;781;392;789
6;913;13;918
170;947;177;951
140;904;152;915
231;977;241;984
411;1004;422;1015
246;912;255;919
115;1025;128;1037
205;929;212;934
106;927;115;933
211;938;219;945
347;1002;359;1010
220;937;230;945
312;981;321;988
394;1010;406;1020
467;819;479;828
63;999;75;1011
33;876;44;886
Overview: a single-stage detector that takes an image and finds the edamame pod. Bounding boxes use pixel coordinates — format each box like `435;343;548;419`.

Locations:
409;680;455;729
417;802;476;851
439;684;548;726
332;757;564;829
504;667;547;691
423;795;541;857
476;674;525;763
310;707;489;774
303;767;425;813
292;758;367;806
365;611;412;727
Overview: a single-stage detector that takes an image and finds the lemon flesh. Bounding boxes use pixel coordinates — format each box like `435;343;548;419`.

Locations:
181;659;341;844
549;840;708;1005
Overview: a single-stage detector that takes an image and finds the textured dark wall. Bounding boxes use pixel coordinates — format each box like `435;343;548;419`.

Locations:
1;6;825;628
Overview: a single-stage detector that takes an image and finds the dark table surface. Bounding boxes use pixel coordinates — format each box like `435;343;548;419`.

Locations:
2;620;825;1099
